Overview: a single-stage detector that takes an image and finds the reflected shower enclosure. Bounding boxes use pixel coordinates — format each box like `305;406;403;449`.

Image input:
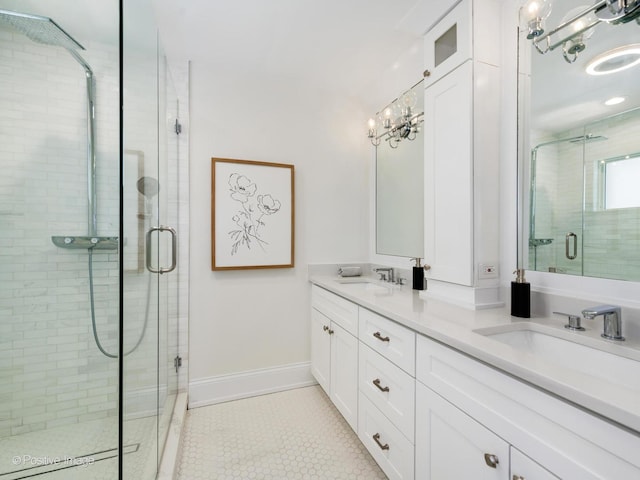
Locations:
527;108;640;281
0;1;187;479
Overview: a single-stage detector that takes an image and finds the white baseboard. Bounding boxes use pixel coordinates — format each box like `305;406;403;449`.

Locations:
188;361;316;409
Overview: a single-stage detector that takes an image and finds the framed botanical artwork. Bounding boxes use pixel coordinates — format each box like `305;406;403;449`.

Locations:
211;157;295;270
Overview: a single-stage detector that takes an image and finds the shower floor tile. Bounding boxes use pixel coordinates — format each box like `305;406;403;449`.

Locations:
0;415;155;480
177;385;388;480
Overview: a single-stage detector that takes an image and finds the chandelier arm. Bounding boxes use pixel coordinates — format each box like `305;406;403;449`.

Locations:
533;0;606;45
548;19;601;52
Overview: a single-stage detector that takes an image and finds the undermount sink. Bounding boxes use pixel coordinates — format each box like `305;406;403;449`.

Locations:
474;322;640;392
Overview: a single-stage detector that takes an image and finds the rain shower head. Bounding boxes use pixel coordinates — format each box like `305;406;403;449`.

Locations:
568;133;608;143
0;9;84;51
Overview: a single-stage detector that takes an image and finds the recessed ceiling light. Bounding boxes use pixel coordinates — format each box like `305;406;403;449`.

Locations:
604;96;626;106
585;44;640;76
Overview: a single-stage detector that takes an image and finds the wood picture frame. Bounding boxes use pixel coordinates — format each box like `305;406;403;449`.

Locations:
211;157;295;270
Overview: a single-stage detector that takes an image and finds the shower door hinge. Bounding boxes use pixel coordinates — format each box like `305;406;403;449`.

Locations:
174;355;183;372
174;119;182;135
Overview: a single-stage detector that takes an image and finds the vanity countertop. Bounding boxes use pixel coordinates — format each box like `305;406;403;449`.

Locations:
310;274;640;435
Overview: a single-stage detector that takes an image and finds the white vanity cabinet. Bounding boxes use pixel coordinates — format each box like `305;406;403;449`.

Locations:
310;285;358;431
422;0;500;292
358;308;416;480
415;382;509;479
415;335;640;479
510;448;559;480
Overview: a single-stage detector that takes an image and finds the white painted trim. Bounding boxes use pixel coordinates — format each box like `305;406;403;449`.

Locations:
188;362;316;409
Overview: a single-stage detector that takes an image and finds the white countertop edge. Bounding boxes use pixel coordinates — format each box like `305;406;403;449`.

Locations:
310;274;640;436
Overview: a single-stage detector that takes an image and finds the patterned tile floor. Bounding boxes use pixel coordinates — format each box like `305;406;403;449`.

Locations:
177;386;387;480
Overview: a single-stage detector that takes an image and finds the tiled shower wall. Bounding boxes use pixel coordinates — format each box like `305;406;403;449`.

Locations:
529;108;640;281
0;30;120;436
0;26;189;437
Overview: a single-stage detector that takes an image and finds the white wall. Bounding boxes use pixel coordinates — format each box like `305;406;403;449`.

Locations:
188;62;370;393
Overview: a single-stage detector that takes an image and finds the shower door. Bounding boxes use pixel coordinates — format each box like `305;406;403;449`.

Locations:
121;9;180;478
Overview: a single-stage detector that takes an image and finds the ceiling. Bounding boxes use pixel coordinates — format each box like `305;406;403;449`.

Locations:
150;0;436;99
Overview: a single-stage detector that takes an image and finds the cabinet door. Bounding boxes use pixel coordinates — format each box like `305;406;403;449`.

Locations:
416;382;509;479
311;308;331;395
330;323;358;431
424;60;473;286
510;448;559;480
423;0;472;86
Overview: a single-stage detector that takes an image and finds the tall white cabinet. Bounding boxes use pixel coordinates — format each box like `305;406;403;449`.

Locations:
422;0;502;307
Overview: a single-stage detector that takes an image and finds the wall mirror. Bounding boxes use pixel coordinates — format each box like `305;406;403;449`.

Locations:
518;0;640;282
370;81;424;258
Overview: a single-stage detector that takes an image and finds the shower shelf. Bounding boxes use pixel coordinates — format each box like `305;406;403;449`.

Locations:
529;238;553;247
51;235;118;250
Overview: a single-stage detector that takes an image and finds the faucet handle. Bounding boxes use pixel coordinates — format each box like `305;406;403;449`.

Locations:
553;311;585;331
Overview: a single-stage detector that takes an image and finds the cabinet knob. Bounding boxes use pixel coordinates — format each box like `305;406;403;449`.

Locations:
323;325;329;331
327;328;334;335
373;433;390;451
513;476;525;480
423;264;431;271
423;69;431;77
484;453;499;468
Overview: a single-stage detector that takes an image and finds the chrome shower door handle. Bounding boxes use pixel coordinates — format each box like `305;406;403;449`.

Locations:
565;232;577;260
146;226;177;274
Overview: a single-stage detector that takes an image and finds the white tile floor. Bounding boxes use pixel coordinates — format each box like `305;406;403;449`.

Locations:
177;386;388;480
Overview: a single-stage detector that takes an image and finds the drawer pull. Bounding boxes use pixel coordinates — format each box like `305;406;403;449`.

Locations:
484;453;499;468
373;331;390;342
372;378;390;392
372;433;390;451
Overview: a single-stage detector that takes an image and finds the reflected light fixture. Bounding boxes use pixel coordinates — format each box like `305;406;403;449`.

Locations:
585;44;640;75
525;0;640;63
560;6;597;63
604;96;626;105
522;0;553;39
367;84;424;149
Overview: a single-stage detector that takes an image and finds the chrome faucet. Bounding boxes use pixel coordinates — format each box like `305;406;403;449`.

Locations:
373;267;394;283
581;305;625;341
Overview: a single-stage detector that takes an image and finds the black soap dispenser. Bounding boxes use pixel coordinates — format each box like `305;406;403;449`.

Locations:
412;258;425;291
511;268;530;318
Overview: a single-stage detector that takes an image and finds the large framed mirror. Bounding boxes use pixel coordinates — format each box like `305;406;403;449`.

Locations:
372;81;425;258
518;0;640;282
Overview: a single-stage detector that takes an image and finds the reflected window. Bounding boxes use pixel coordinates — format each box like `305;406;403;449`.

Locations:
603;153;640;210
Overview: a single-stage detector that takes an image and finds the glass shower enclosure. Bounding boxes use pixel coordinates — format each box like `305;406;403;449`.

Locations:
0;1;186;478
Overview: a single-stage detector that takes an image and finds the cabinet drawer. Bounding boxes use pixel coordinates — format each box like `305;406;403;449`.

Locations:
311;285;358;335
359;307;415;375
359;344;415;442
359;393;414;480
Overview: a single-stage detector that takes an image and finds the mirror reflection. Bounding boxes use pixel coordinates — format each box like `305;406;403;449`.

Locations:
371;82;424;258
519;0;640;282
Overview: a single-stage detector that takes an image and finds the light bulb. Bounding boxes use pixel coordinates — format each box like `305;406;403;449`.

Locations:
521;0;552;39
561;5;596;61
367;118;376;129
